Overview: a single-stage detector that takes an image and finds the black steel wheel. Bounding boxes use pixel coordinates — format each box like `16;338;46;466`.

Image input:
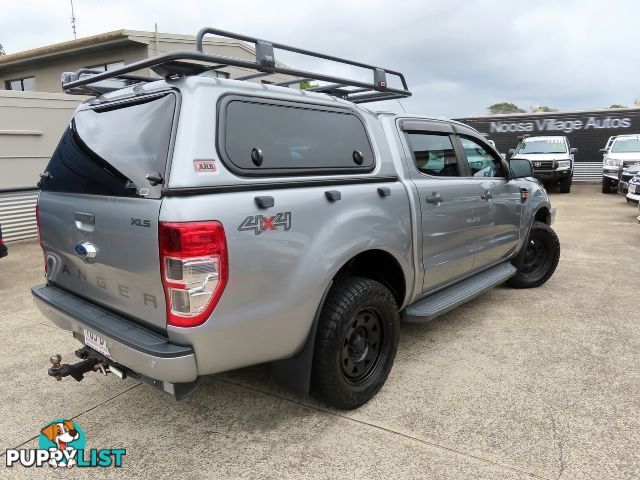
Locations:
508;221;560;289
312;276;399;410
340;307;384;385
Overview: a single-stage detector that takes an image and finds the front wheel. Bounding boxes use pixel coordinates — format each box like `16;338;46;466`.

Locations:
311;276;399;410
602;177;612;194
559;176;572;193
507;221;560;289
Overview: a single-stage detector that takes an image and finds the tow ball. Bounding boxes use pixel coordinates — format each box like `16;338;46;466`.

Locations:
48;347;111;382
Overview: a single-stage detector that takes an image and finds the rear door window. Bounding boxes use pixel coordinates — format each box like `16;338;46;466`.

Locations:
219;98;374;176
39;92;176;198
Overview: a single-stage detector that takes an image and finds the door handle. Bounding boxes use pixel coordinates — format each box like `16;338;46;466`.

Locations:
425;192;443;205
480;191;493;201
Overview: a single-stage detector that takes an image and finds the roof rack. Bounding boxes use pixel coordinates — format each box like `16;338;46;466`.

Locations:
61;26;411;104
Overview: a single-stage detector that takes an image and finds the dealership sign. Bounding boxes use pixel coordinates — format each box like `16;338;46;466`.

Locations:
490;116;632;134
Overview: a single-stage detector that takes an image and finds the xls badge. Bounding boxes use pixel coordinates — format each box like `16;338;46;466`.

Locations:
238;212;291;235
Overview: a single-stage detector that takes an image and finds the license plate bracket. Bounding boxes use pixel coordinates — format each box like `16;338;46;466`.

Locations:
83;328;111;358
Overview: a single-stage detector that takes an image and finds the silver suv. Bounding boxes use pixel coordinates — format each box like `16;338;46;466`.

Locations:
33;27;559;409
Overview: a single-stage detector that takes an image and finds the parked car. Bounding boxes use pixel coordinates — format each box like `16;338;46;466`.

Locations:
617;163;640;195
33;26;560;410
626;172;640;204
509;135;576;193
601;134;640;193
0;224;7;259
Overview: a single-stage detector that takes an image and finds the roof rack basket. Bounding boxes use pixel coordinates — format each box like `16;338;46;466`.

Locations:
61;26;411;103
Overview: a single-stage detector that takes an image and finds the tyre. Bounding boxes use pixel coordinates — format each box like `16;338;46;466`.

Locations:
602;177;612;194
559;176;571;193
311;276;399;410
507;221;560;289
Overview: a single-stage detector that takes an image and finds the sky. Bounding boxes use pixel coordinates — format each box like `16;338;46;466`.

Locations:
1;0;639;118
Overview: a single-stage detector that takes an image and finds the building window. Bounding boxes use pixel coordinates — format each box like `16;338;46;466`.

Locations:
86;61;125;72
5;76;36;91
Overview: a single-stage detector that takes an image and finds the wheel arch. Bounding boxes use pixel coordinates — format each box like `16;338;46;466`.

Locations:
534;206;552;225
270;248;408;395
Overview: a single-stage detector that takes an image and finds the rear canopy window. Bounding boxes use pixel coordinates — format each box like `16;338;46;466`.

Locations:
220;100;374;175
39;93;176;198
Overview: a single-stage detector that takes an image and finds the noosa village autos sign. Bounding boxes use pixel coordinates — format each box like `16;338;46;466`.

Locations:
489;116;632;134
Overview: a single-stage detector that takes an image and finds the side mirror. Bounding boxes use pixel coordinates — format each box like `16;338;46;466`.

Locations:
570;147;578;154
599;148;608;154
507;148;515;159
509;158;533;179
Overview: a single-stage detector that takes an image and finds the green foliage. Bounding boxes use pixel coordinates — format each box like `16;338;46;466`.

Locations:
0;44;5;56
488;102;525;114
299;81;319;90
609;104;626;109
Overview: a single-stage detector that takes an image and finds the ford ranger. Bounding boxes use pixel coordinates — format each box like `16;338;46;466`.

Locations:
33;27;560;410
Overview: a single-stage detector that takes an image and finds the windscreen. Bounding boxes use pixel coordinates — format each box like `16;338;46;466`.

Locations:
611;138;640;153
517;138;567;154
39;93;176;198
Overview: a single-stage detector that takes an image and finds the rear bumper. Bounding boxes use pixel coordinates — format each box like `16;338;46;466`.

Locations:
0;243;7;259
32;284;197;383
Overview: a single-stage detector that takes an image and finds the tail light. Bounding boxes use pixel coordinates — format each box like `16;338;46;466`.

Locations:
159;221;228;327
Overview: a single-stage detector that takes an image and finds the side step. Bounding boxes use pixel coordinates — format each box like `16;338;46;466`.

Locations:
404;262;516;323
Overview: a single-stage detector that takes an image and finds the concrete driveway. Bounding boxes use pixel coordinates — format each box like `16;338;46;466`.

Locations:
1;184;639;479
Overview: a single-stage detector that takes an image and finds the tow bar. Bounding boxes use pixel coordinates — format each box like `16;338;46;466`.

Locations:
48;346;118;382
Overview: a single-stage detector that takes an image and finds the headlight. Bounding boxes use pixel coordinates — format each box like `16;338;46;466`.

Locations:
605;158;622;167
556;160;571;169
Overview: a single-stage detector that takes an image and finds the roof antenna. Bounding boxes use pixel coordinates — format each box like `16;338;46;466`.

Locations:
70;0;77;39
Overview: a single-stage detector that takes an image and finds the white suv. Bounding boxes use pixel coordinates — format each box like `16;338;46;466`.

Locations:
601;134;640;193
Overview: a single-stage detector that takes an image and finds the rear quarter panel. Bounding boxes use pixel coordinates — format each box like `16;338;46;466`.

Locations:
162;183;412;374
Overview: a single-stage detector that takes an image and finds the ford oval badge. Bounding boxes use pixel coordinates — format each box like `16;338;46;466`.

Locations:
74;241;98;263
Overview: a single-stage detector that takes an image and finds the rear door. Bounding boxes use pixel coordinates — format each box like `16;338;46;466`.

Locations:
37;92;177;331
401;122;485;292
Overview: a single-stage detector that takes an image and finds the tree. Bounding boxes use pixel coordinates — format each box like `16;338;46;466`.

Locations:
488;102;525;114
299;80;319;90
609;104;626;109
0;44;5;56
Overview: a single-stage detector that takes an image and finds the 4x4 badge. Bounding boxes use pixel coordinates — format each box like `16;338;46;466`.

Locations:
238;212;291;235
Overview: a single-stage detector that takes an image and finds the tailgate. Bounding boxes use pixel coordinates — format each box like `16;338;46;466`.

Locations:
38;192;165;330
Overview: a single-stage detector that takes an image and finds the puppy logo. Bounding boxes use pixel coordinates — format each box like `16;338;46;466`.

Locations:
39;419;85;467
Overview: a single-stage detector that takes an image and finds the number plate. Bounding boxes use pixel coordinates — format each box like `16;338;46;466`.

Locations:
83;329;111;358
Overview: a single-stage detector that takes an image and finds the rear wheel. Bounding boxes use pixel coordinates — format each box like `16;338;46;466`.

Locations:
507;221;560;289
311;276;399;410
559;176;572;193
602;177;612;194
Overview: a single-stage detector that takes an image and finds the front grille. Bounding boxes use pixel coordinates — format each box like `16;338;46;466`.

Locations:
622;173;635;182
531;160;556;171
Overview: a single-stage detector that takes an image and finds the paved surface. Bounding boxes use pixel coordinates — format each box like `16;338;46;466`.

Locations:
1;184;639;479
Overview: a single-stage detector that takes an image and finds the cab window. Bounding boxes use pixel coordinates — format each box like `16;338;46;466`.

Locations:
407;133;460;177
459;137;506;178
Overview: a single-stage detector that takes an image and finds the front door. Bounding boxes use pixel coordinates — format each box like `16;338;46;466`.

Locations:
402;126;486;292
456;135;522;269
